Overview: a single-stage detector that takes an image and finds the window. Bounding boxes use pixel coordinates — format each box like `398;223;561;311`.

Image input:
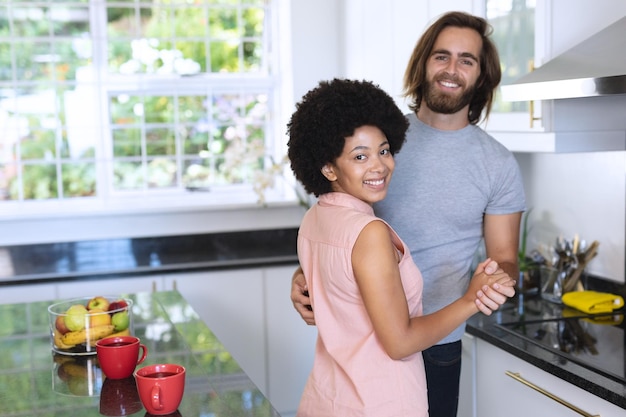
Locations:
0;0;285;212
486;0;536;115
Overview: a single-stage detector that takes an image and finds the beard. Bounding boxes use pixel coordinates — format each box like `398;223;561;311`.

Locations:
422;75;476;114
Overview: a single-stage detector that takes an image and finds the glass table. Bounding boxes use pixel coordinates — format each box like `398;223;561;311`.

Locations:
0;290;279;417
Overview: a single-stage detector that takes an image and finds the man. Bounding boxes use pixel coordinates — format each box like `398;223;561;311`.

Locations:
291;11;526;417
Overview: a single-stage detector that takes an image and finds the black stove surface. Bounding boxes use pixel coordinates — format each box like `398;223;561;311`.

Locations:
496;298;626;384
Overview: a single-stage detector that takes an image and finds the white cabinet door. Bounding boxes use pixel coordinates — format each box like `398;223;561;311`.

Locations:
163;269;267;395
0;283;58;304
57;276;161;299
476;338;624;417
458;332;476;417
264;265;317;417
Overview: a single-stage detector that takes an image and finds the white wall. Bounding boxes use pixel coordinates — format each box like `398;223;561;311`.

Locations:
516;152;626;282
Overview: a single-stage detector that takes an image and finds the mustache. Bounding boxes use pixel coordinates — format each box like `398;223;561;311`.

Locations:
434;73;465;87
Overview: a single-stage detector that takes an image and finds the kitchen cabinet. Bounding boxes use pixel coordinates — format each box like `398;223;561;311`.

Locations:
482;1;626;152
0;276;161;305
475;338;624;417
57;276;163;299
162;269;267;394
265;265;317;417
163;264;317;417
458;332;477;417
0;282;57;304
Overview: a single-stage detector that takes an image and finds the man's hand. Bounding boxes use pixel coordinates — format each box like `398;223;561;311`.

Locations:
291;266;315;325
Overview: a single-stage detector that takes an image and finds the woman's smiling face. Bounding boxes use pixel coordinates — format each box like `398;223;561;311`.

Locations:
321;125;394;205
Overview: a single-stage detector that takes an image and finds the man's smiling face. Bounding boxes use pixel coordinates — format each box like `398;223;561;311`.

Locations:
423;26;482;115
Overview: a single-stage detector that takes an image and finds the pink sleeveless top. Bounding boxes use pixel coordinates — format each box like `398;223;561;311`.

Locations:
296;192;428;417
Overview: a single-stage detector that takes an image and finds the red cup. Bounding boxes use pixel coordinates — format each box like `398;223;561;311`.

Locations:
96;336;148;380
134;364;186;416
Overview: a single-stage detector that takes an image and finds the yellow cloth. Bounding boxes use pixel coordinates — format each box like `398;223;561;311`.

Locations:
561;291;624;314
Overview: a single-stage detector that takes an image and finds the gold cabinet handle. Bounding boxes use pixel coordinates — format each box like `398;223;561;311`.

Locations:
529;100;542;128
505;371;600;417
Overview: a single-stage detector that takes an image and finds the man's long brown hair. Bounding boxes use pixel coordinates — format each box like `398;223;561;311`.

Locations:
403;11;501;125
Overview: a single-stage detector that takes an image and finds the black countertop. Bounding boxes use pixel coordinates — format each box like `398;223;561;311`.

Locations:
0;228;299;285
467;292;626;409
2;229;625;409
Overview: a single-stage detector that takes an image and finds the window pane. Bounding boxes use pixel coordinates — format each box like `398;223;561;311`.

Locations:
113;128;142;157
62;162;96;197
113;161;144;190
22;163;58;199
15;41;54;81
50;6;90;36
487;0;535;113
0;164;14;200
182;125;210;154
183;157;216;189
147;157;176;188
144;96;174;123
0;43;11;81
110;95;142;125
12;6;50;37
146;127;176;156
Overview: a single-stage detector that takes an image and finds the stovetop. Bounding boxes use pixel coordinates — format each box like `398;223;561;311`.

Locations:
495;296;626;384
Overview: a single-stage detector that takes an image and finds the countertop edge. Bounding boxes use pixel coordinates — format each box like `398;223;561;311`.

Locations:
0;255;300;286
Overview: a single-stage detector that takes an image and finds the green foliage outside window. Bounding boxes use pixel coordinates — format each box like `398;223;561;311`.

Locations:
0;0;272;202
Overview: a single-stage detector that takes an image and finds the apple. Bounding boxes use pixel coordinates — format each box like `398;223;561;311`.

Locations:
64;304;88;332
55;315;70;335
111;310;129;332
87;296;110;311
89;308;112;327
107;299;128;313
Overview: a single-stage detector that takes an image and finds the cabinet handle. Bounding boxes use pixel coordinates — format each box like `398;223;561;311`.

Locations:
505;371;600;417
527;61;541;128
529;100;542;128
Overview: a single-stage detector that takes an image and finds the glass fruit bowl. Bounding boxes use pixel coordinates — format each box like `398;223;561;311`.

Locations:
48;296;133;356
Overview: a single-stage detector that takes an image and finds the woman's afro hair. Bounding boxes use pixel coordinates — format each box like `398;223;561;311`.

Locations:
287;78;408;197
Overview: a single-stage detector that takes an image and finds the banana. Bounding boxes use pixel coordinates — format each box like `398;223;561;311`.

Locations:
54;331;76;350
61;324;115;346
109;328;131;338
88;327;131;346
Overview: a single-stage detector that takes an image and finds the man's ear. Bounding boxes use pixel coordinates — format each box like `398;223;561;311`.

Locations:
321;164;337;181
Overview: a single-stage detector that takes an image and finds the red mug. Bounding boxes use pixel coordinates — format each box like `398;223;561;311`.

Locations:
96;336;148;380
134;363;186;415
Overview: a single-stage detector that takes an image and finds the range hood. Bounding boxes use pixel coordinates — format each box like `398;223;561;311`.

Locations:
501;16;626;101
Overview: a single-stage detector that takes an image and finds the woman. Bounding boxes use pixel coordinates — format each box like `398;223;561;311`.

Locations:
287;78;514;417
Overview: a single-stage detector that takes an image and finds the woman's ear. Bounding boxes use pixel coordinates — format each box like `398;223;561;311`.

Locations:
321;164;337;181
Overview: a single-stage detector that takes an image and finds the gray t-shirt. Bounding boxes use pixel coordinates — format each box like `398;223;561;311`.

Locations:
374;113;526;344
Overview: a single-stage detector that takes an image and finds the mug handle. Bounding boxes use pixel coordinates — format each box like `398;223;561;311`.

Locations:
137;343;148;365
151;384;163;411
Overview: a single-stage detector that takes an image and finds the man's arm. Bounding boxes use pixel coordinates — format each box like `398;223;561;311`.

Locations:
483;211;522;280
473;211;522;312
290;266;315;325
